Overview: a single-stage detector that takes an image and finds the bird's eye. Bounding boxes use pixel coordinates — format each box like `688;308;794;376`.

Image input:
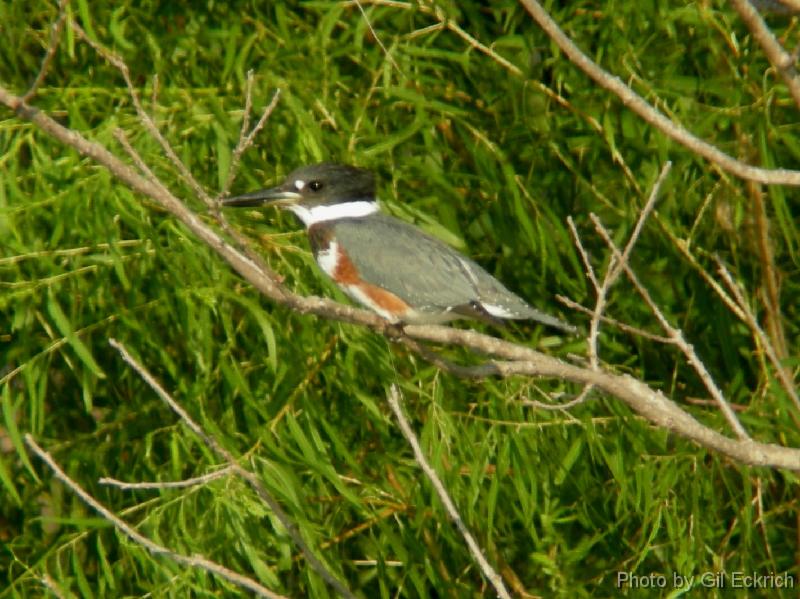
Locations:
308;180;323;192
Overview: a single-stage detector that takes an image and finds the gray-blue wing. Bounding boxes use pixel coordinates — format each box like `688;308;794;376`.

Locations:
331;214;576;333
332;216;514;309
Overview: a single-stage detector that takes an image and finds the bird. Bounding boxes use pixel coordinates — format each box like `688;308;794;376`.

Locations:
223;162;576;334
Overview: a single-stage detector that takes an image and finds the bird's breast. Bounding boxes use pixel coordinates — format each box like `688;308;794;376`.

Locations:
308;224;412;322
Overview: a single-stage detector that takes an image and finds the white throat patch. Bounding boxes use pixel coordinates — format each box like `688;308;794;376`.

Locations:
286;201;379;226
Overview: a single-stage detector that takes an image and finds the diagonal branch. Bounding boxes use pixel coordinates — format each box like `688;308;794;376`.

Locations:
70;20;215;207
108;339;357;599
2;84;799;471
388;385;512;599
25;434;288;599
518;0;800;186
730;0;800;110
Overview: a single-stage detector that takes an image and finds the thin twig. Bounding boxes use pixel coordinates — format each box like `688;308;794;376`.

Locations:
591;163;671;359
425;3;522;77
715;258;800;413
100;466;234;490
114;129;165;188
517;0;800;186
209;75;286;284
753;476;777;568
540;219;597;405
387;385;512;599
219;77;281;198
567;216;599;290
562;164;670;409
666;234;747;321
108;339;357;599
591;215;750;440
521;383;595;410
565;215;598;407
71;20;215;207
21;0;70;104
353;0;403;74
25;434;288;599
556;295;673;343
150;73;160;110
609;164;672;285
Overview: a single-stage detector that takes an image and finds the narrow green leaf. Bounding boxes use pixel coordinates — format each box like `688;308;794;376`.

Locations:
2;388;39;483
46;294;105;379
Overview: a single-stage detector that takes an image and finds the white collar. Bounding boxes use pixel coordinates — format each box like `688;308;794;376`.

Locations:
286;200;379;226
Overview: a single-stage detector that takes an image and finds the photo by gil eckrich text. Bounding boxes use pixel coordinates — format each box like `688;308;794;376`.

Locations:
616;570;795;590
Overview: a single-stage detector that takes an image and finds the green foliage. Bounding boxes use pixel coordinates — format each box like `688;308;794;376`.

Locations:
1;0;798;596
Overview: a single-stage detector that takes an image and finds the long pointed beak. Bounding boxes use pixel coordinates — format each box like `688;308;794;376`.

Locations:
222;185;302;207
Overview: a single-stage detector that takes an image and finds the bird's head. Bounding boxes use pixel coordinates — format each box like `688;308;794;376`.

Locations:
223;162;378;226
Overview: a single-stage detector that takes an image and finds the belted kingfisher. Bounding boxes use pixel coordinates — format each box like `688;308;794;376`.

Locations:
224;163;575;334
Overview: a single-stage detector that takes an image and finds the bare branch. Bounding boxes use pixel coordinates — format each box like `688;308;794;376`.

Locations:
207;76;286;285
585;164;671;367
730;0;800;110
387;385;512;599
2;84;799;471
25;434;288;599
518;0;800;186
219;77;281;199
70;20;214;207
469;356;800;466
560;164;670;412
591;215;750;440
107;339;357;599
100;466;234;490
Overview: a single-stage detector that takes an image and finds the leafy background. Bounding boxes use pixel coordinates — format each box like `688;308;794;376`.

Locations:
1;0;798;596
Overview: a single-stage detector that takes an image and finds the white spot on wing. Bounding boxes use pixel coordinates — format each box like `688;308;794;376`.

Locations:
482;303;516;319
285;201;379;227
